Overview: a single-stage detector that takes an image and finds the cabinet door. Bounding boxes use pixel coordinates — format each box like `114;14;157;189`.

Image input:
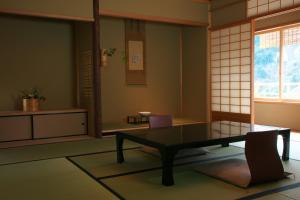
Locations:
0;116;32;142
33;113;87;138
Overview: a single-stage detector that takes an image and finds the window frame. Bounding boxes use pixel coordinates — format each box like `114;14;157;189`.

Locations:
254;23;300;104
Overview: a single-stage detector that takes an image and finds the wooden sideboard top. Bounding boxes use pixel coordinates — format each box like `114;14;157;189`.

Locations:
0;108;87;117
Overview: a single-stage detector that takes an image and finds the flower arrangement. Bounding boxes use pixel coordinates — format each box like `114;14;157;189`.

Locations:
102;48;116;57
101;48;116;66
21;88;45;112
21;88;46;101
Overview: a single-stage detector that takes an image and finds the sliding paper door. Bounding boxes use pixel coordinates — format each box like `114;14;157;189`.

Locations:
210;22;253;123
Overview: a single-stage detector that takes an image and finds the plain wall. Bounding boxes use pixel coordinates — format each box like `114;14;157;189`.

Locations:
211;0;247;28
100;0;208;24
100;18;181;123
0;0;93;20
0;15;76;111
0;0;207;24
182;26;208;121
255;102;300;131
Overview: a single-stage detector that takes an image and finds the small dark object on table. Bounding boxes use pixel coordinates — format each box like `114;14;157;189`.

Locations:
127;115;149;124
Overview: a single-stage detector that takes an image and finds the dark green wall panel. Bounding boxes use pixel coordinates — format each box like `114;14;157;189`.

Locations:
0;16;76;110
211;0;247;28
182;26;207;121
0;0;93;20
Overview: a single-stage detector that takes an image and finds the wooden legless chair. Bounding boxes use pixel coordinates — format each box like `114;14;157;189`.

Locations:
141;115;173;155
245;130;286;185
148;115;173;129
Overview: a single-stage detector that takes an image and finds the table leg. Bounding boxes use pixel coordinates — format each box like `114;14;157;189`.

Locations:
281;130;290;161
160;148;177;186
221;142;229;147
116;134;124;163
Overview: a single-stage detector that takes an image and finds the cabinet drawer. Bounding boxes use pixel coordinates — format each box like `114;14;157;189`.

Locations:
33;113;87;138
0;116;32;142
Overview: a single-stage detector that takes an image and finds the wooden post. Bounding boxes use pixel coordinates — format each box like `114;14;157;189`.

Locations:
92;0;102;138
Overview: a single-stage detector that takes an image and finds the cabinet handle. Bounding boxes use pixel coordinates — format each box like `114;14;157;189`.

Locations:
81;122;85;126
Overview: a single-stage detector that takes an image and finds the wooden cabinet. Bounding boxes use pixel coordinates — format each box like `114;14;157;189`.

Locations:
0;109;87;142
0;116;32;142
33;113;87;139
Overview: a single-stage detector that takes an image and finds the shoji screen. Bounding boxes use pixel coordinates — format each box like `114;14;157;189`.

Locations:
247;0;300;17
210;22;252;123
211;121;251;138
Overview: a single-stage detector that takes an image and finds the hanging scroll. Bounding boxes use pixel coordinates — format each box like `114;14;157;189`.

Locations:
125;20;146;85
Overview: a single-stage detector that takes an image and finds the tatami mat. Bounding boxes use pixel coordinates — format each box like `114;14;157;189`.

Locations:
69;149;161;178
0;158;118;200
100;156;299;200
1;136;300;200
231;136;300;161
69;146;244;179
0;137;138;165
280;187;300;199
68;144;300;200
256;194;292;200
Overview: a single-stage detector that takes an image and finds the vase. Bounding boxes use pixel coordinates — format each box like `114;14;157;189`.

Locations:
23;99;40;112
30;99;39;112
101;49;108;66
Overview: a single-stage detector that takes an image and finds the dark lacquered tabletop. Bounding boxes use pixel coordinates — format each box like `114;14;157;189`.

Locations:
118;121;289;146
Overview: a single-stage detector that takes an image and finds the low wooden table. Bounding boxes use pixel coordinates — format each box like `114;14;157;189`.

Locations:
116;121;290;186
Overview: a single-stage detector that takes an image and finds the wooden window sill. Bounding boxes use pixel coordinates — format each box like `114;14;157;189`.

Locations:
254;100;300;105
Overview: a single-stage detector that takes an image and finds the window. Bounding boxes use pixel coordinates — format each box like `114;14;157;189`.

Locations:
254;24;300;101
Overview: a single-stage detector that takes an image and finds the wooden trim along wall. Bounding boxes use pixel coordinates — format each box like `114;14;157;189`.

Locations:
179;29;183;115
256;20;300;33
99;9;208;27
0;8;94;22
92;0;102;137
192;0;211;4
250;19;255;123
207;4;212;122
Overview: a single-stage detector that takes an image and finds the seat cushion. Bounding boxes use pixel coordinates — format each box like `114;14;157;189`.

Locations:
194;158;251;188
140;147;207;159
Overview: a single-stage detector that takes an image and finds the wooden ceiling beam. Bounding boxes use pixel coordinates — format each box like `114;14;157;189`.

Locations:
192;0;211;4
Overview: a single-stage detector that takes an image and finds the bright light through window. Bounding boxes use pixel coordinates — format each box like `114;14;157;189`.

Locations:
254;25;300;101
254;31;280;98
282;27;300;100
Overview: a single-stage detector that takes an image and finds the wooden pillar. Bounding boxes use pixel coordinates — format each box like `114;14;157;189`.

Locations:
92;0;102;137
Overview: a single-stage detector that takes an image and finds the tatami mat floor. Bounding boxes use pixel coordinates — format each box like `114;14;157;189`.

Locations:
0;134;300;200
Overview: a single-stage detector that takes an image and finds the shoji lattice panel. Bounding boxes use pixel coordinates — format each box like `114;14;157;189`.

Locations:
211;22;252;117
247;0;300;17
79;51;93;99
211;121;251;138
